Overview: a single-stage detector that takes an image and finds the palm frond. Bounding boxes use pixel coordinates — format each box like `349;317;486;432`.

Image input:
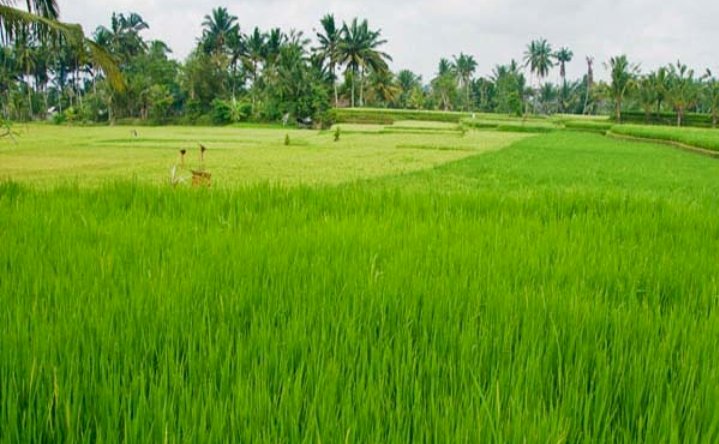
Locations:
1;4;124;91
86;39;125;91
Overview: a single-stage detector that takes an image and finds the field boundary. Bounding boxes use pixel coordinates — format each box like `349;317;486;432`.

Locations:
606;131;719;159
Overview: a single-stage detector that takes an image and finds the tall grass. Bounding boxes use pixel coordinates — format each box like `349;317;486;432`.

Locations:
2;173;719;442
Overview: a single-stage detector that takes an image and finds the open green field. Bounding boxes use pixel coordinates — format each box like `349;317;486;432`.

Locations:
0;123;526;187
2;122;719;442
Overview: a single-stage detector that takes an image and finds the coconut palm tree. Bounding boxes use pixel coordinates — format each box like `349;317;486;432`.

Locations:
94;12;149;63
538;82;558;114
396;69;421;109
197;7;242;99
652;67;669;113
703;70;719;128
491;60;527;116
637;74;658;122
554;47;573;84
432;59;457;111
337;18;391;108
523;38;554;113
199;7;239;57
583;56;594;115
453;53;477;111
437;58;455;77
244;27;266;80
666;61;699;127
243;27;266;113
554;47;572;112
12;28;36;118
264;28;285;68
367;68;399;107
314;14;341;107
606;55;638;122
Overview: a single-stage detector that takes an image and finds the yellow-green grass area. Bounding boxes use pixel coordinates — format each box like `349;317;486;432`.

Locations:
0;123;528;187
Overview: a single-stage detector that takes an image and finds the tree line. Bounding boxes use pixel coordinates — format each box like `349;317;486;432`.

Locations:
1;2;718;127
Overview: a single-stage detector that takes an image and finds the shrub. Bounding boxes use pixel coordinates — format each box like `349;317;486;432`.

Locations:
63;107;80;125
211;99;234;125
194;115;214;127
52;112;66;125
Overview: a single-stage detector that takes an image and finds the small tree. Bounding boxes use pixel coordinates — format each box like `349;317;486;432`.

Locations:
453;53;478;111
606;55;638;122
554;47;573;112
702;70;719;128
523;38;554;113
666;62;699;127
636;74;658;122
0;115;12;138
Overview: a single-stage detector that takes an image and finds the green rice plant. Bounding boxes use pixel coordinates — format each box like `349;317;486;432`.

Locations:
462;118;559;133
332;108;469;124
610;124;719;152
563;120;614;133
620;111;716;128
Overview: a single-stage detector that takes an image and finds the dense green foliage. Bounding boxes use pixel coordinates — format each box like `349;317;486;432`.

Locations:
4;4;719;128
2;131;719;441
3;3;719;125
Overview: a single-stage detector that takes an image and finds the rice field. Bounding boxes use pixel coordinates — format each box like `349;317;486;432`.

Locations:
611;124;719;153
0;123;525;187
2;123;719;442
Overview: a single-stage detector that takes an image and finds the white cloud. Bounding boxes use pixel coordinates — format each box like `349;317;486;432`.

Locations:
59;0;719;81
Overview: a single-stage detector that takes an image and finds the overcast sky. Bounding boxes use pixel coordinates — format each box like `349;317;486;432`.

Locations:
60;0;719;82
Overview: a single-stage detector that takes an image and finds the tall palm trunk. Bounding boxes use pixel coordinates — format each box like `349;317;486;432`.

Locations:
559;71;566;113
465;79;470;112
26;83;34;120
331;64;338;107
350;69;356;108
583;58;594;115
359;67;364;107
43;86;49;118
108;94;114;125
